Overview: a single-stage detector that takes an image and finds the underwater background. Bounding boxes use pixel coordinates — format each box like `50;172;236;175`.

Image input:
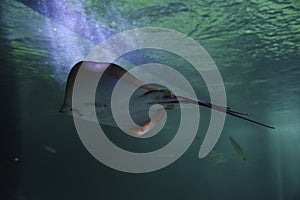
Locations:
1;0;300;199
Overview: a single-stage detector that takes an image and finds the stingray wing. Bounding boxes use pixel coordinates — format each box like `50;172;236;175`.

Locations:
60;61;166;136
123;109;166;136
60;61;156;112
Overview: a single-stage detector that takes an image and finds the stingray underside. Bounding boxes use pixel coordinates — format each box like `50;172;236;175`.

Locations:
60;61;174;136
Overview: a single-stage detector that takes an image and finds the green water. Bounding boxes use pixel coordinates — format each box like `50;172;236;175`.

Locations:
1;0;299;199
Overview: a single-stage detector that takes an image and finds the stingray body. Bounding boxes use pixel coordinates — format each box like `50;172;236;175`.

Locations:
60;61;274;136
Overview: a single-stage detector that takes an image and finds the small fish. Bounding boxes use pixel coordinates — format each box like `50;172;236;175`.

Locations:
206;150;228;164
229;136;246;162
42;145;56;154
60;61;274;137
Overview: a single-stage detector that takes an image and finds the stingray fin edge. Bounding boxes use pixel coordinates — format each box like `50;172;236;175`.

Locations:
125;109;165;136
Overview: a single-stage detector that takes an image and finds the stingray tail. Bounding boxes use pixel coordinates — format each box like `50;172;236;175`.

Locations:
177;95;275;129
144;89;274;129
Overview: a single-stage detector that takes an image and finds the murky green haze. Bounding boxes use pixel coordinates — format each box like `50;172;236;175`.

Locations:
1;0;300;199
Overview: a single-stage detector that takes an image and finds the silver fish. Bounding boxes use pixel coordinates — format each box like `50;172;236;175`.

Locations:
229;136;246;162
42;145;57;154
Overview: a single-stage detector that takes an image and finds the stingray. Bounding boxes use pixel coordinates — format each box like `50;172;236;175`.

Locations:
59;61;274;136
